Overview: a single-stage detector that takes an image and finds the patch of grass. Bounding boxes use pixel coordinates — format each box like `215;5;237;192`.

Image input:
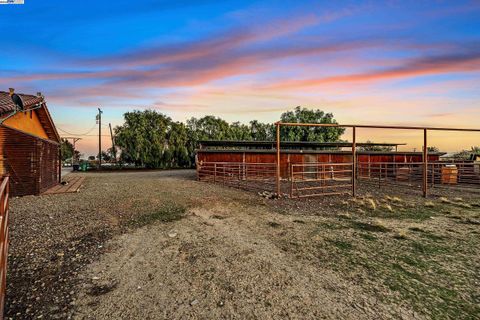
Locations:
130;203;186;227
424;201;435;208
359;233;377;241
410;240;450;255
367;198;377;210
439;197;452;204
326;239;353;250
398;255;428;269
409;226;424;233
350;220;390;233
292;219;305;224
267;221;281;228
393;230;408;240
372;207;436;221
317;221;347;230
419;231;445;241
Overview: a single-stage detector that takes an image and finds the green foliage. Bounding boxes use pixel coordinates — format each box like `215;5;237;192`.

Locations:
279;106;345;142
100;151;111;162
115;107;344;169
358;140;394;152
115;110;192;168
60;139;74;161
453;146;480;160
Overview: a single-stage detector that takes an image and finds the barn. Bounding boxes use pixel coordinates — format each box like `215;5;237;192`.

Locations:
196;140;448;197
196;140;443;177
0;89;61;196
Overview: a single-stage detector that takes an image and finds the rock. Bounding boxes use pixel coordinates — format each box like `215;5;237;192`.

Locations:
168;231;177;238
190;299;199;306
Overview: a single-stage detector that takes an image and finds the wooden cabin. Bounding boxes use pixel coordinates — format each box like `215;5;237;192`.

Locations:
0;90;61;196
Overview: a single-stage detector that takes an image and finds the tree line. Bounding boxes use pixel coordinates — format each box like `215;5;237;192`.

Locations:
112;107;344;168
61;106;480;168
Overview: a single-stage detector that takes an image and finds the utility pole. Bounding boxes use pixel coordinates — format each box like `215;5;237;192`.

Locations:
62;136;82;167
108;123;116;163
97;108;103;169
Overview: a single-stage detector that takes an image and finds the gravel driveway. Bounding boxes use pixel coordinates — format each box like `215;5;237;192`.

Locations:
6;170;480;319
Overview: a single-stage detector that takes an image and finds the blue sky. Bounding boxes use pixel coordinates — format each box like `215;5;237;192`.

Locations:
1;0;480;154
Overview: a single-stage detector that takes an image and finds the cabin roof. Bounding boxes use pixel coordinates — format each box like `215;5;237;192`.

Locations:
0;91;44;115
0;91;60;143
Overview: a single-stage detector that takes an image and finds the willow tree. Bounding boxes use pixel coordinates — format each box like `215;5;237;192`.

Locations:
115;110;170;168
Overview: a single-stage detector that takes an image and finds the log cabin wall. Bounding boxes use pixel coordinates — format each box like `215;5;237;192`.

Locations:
0;126;59;196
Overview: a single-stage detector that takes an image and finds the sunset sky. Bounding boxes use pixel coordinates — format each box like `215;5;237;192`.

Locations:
1;0;480;155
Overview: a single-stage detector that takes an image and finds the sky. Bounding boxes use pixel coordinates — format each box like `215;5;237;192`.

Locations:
1;0;480;155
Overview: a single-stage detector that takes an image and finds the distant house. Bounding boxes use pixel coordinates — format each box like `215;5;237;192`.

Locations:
0;89;61;196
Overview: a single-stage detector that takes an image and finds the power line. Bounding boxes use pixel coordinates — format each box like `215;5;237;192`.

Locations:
57;123;97;136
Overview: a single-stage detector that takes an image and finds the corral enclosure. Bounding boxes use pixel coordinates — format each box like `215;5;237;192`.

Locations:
196;124;480;198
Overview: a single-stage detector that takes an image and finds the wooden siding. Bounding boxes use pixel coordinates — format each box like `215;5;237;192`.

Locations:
2;109;49;140
0;126;59;196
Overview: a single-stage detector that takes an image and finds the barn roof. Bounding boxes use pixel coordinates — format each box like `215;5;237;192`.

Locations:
198;140;406;149
0;91;60;143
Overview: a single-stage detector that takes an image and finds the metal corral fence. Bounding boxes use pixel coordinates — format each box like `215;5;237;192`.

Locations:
197;161;355;197
358;161;480;189
198;160;480;198
197;162;277;192
290;162;353;198
0;177;10;320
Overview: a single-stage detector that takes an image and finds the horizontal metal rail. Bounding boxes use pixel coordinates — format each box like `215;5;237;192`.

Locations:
197;162;277;193
290;162;354;198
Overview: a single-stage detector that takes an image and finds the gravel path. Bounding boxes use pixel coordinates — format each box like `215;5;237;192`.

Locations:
6;170;196;319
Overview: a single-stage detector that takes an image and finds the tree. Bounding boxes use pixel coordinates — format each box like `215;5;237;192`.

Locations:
100;151;112;162
279;106;345;142
453;146;480;160
249;120;274;141
88;155;96;161
61;139;74;161
229;122;252;140
427;146;439;152
358;140;394;152
168;122;190;167
115;110;170;168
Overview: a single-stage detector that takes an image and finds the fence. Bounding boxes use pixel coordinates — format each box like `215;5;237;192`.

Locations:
357;161;480;190
197;162;277;192
197;159;480;198
0;177;9;320
290;162;353;198
197;161;355;197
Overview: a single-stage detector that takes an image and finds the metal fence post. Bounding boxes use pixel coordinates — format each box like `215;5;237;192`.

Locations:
276;122;281;196
352;126;357;197
423;129;428;198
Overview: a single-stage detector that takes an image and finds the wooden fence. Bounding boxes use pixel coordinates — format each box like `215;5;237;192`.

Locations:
0;176;9;320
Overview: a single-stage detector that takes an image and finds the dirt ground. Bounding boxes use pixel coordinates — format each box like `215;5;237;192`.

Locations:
7;170;480;319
